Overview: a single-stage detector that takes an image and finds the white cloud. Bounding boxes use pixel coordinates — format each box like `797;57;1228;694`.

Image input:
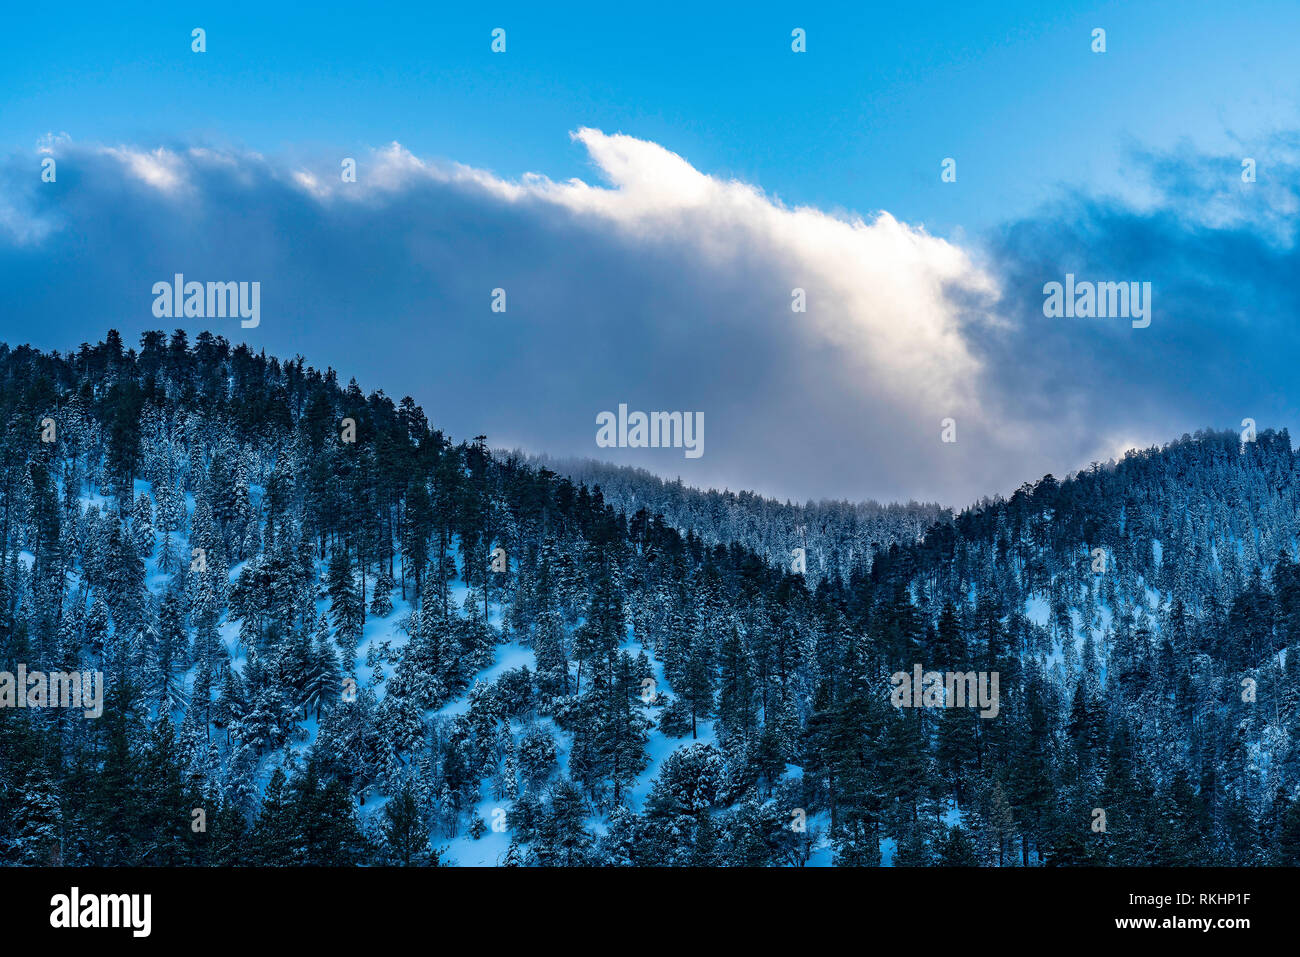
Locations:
9;128;1264;505
102;146;188;193
333;129;1001;423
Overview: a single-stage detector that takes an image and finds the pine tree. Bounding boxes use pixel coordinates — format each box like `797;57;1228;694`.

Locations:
252;769;297;865
381;782;431;866
327;548;364;670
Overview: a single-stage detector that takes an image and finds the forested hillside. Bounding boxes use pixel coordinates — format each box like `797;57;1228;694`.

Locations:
527;454;947;585
2;330;1300;866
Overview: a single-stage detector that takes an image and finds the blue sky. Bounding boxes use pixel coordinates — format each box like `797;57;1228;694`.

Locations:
3;2;1300;505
